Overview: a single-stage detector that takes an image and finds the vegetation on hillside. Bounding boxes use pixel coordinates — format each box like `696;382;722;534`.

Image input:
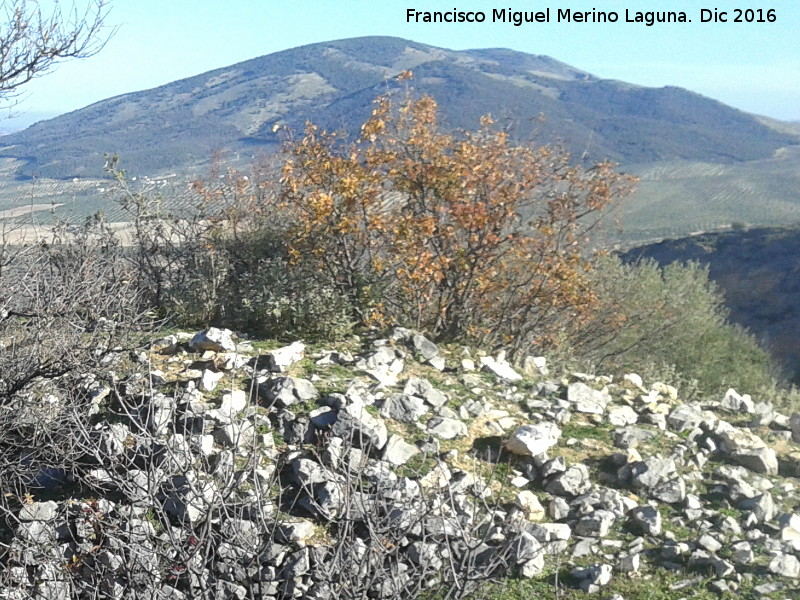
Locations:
92;80;793;405
3;13;799;599
2;77;799;600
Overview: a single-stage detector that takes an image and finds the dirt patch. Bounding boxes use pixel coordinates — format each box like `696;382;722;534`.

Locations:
0;203;64;219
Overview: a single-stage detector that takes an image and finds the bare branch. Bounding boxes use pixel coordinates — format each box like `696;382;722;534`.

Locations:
0;0;113;102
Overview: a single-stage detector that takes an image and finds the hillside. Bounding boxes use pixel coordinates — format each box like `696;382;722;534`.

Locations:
0;36;796;180
623;226;800;382
3;326;800;598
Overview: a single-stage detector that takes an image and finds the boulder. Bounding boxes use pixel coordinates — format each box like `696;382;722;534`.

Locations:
18;501;58;522
427;417;468;439
331;403;388;450
628;505;661;536
412;333;440;362
276;520;317;546
544;464;591;497
571;563;613;593
189;328;235;352
719;388;755;414
667;404;705;432
403;377;448;408
480;355;523;382
516;491;546;522
259;377;318;408
608;405;638;427
629;457;677;490
568;382;609;415
382;435;420;466
574;510;616;537
262;341;305;373
380;393;428;423
769;554;800;578
718;428;778;475
506;423;561;456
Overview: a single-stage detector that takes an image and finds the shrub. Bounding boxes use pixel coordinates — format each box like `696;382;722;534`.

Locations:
108;156;356;341
0;214;146;499
108;80;634;352
572;255;778;398
278;79;635;354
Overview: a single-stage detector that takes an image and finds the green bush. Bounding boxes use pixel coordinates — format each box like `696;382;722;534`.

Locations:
211;226;356;341
572;256;779;398
107;156;355;342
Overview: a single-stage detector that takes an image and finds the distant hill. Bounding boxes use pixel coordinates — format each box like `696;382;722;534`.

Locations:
0;36;796;179
623;226;800;383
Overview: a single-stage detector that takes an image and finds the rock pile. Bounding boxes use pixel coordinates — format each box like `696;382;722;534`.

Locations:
2;326;800;599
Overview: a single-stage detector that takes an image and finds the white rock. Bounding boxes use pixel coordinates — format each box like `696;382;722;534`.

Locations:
623;373;644;389
382;435;420;466
608;405;638;427
517;491;546;522
189;328;235;352
568;382;609;415
506;423;561;456
719;428;778;475
720;388;755;414
769;554;800;578
264;341;305;373
523;355;549;376
199;369;225;392
480;355;523;382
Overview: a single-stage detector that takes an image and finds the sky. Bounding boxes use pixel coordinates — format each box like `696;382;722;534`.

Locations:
4;0;799;129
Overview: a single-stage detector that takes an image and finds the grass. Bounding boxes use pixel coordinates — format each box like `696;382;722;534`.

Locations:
657;504;694;539
450;561;738;600
396;453;438;479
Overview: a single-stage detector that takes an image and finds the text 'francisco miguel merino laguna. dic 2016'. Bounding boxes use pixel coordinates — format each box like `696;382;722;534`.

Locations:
407;8;711;27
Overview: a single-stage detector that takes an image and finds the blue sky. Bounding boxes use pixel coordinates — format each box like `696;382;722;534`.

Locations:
6;0;800;129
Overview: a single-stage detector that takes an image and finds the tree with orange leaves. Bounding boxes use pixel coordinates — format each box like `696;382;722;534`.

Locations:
279;76;636;355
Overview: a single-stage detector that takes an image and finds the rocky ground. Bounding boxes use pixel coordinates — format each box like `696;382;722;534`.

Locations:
2;326;800;599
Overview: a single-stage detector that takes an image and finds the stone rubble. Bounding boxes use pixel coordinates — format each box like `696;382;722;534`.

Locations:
3;326;800;598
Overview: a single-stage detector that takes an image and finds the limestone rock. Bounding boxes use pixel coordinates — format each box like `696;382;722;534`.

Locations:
18;501;58;522
544;464;591;497
403;377;448;408
262;341;306;373
568;382;609;415
189;328;235;352
480;355;523;382
608;405;638;427
769;554;800;578
718;428;778;475
259;377;318;408
331;403;388;450
628;505;662;536
667;404;706;432
506;423;561;456
571;563;612;592
720;388;755;414
380;393;428;423
516;491;546;522
427;417;468;440
382;435;420;466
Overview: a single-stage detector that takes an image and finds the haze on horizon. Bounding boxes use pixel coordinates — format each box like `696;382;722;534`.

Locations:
3;0;799;131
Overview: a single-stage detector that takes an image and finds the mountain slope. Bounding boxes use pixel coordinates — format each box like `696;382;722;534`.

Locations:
1;36;796;179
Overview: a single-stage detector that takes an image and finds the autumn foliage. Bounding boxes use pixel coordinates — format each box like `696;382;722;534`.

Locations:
278;80;636;354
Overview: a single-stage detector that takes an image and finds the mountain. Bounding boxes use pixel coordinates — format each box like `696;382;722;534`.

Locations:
0;36;797;179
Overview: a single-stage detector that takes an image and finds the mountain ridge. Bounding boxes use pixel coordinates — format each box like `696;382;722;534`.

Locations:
1;35;796;179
